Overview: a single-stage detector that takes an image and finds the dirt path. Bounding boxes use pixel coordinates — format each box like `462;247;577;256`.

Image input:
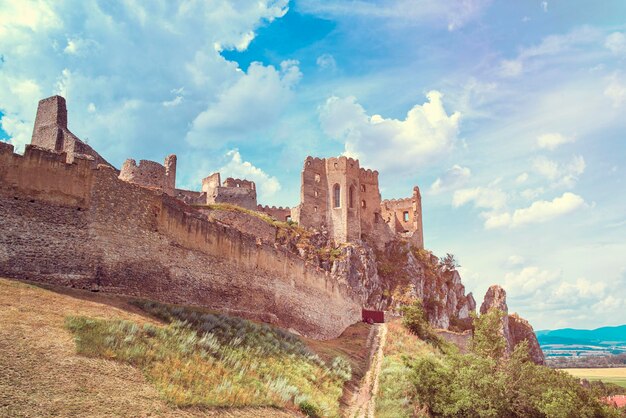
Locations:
345;323;388;418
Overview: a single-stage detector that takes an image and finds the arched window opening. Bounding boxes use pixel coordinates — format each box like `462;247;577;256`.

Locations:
361;200;366;209
403;211;409;222
333;184;341;208
349;186;355;208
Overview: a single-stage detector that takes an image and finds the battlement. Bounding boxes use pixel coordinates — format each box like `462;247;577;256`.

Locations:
359;167;379;181
223;177;255;190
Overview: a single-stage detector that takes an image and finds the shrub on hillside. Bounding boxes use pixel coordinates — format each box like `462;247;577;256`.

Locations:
400;300;442;347
402;308;622;417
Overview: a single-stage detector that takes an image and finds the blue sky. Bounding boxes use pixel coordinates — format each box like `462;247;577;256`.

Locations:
1;0;625;329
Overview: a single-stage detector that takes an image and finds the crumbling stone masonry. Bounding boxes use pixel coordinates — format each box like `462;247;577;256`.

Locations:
30;95;112;167
119;155;177;196
292;156;424;248
202;172;257;210
0;141;360;339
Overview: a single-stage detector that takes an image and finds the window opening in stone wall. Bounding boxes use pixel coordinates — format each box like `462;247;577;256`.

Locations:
349;186;354;208
334;162;338;168
314;206;318;212
361;184;366;192
286;215;292;222
333;184;340;208
403;211;409;222
361;200;366;208
315;174;320;183
314;190;319;197
374;212;379;223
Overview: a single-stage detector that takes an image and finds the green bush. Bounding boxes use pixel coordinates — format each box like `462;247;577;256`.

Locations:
400;300;441;347
402;308;622;417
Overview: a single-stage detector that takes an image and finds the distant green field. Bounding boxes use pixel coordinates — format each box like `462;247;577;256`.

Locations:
561;367;626;388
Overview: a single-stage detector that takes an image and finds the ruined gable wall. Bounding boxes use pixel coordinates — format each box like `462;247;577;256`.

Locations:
295;157;328;230
358;168;381;236
381;197;415;233
0;145;360;339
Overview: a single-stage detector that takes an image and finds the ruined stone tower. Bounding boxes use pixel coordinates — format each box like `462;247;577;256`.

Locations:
293;156;388;243
293;155;424;248
30;95;111;167
119;154;177;195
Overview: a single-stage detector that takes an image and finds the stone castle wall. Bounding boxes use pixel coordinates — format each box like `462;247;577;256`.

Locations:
257;205;292;222
0;142;360;339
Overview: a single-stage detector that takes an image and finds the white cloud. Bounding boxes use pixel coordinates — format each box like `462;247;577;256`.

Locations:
536;132;574;150
452;186;506;210
541;1;548;12
497;26;602;78
0;0;290;161
320;91;461;173
64;37;97;55
316;54;337;71
520;187;544;200
605;72;626;108
605;32;626;55
486;192;585;229
499;59;523;77
219;150;281;200
186;60;301;146
430;165;471;194
515;172;529;184
504;266;561;299
507;255;526;267
163;96;183;108
553;278;606;303
533;155;585;188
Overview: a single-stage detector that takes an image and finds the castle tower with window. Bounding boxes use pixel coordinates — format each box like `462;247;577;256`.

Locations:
292;155;424;248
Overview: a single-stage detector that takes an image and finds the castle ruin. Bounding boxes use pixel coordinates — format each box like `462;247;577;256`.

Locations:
289;156;424;248
25;95;424;249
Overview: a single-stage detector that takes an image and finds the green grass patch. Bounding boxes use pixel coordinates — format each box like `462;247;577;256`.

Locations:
65;301;352;417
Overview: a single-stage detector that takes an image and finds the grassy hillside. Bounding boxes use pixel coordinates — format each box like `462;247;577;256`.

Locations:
0;278;370;417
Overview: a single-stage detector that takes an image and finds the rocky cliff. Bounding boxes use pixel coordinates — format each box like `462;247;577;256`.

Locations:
480;285;545;365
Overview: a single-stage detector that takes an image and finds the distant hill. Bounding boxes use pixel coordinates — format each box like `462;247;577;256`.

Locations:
536;325;626;344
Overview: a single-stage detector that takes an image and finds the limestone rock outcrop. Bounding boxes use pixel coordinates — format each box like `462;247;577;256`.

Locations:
480;285;545;365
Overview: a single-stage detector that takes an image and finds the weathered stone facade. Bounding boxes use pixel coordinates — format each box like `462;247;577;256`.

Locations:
119;155;177;196
381;187;424;248
30;95;112;167
202;172;257;210
0;141;360;339
292;156;421;247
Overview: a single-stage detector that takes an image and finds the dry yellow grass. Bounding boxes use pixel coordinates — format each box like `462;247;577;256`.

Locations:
0;277;297;417
560;367;626;388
